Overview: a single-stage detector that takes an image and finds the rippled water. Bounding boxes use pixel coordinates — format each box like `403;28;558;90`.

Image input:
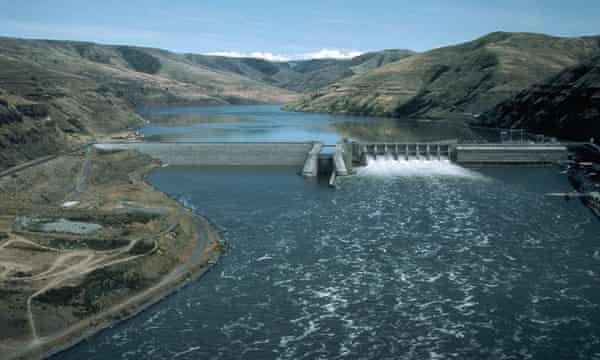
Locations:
52;164;600;360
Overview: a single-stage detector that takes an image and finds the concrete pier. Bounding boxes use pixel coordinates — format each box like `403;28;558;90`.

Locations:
334;143;349;176
302;142;322;177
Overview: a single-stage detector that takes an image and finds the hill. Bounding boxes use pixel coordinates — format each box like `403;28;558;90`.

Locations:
0;37;299;170
286;32;600;119
185;49;414;92
477;56;600;141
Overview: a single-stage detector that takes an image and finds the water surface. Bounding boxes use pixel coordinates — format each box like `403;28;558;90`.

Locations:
51;105;600;359
52;161;600;360
140;105;479;144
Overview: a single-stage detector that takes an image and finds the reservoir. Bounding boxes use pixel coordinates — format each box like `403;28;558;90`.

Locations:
52;106;600;359
138;104;482;144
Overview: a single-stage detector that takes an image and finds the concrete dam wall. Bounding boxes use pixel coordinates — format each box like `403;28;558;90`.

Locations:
97;141;570;179
353;142;568;164
96;142;315;166
454;144;568;163
354;143;452;164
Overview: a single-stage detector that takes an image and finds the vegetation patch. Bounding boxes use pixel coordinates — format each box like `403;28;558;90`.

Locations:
35;267;150;316
73;44;112;64
35;285;81;307
129;239;155;255
116;47;162;75
466;50;499;71
426;65;451;83
241;58;280;76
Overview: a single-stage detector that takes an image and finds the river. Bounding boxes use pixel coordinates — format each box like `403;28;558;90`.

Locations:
51;105;600;359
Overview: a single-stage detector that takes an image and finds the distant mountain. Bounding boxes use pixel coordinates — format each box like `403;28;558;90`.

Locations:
0;37;299;170
286;32;600;119
477;56;600;141
185;49;414;92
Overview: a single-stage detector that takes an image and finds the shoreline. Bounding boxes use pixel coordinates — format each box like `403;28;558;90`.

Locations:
6;168;225;360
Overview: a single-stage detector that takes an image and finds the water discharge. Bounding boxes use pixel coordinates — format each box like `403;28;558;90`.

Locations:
358;155;484;179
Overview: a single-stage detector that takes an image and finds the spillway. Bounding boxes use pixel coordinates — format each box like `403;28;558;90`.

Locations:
357;155;484;179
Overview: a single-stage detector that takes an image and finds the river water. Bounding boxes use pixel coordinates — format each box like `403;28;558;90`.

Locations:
137;104;481;144
52;106;600;359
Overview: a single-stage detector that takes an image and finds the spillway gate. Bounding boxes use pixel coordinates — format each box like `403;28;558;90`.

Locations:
353;143;453;164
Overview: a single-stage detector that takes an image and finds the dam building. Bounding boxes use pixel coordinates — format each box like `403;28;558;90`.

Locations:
96;140;569;185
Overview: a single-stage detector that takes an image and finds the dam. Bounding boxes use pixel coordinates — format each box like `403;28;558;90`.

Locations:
97;140;570;181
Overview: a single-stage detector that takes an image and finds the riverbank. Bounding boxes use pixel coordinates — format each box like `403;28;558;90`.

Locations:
19;212;223;360
0;148;224;360
567;145;600;217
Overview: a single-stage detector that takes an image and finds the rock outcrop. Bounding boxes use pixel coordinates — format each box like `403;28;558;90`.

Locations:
0;100;22;125
479;57;600;141
14;103;49;118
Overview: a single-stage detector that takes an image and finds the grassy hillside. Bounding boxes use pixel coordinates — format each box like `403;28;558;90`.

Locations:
185;49;414;92
286;32;600;119
0;37;299;170
478;56;600;141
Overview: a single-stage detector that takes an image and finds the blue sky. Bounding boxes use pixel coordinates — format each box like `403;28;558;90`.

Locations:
0;0;598;60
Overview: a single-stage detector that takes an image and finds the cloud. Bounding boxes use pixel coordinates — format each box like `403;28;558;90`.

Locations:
206;48;363;62
207;51;291;62
302;49;364;60
249;52;292;62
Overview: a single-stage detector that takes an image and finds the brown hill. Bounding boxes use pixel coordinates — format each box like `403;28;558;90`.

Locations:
286;32;600;119
0;37;299;170
185;49;414;92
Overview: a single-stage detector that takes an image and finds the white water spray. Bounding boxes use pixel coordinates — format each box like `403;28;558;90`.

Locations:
357;155;484;179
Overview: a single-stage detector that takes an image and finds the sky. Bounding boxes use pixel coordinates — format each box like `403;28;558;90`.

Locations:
0;0;598;60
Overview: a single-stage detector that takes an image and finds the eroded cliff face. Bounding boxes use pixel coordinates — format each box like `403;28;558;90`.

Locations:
480;57;600;141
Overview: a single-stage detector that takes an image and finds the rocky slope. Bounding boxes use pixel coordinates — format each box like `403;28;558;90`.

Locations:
0;37;299;170
0;94;65;169
478;56;600;141
286;32;600;119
